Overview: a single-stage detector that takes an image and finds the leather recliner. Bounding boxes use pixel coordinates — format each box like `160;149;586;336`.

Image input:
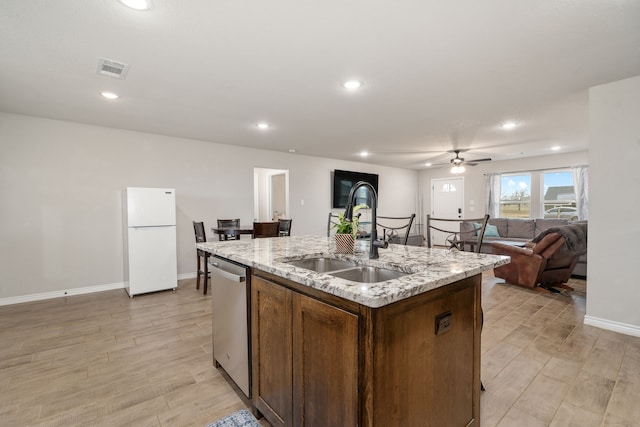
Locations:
492;232;580;290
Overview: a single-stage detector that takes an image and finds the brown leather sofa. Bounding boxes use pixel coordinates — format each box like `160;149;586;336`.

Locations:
492;232;581;290
460;218;587;277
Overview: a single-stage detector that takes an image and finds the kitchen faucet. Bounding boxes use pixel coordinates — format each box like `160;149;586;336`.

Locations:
344;181;388;259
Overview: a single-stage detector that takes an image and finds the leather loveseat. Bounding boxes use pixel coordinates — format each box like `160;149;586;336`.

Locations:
461;218;587;277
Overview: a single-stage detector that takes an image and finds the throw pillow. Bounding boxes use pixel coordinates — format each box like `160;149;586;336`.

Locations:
474;222;500;237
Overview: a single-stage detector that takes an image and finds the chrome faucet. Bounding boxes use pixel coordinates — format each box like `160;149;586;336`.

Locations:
344;181;388;259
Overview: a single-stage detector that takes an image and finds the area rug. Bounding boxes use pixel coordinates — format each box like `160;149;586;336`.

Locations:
206;409;260;427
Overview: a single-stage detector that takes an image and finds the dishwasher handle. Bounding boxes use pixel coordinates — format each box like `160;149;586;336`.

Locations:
210;262;246;283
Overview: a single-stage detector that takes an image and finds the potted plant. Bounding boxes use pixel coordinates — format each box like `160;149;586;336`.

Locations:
333;203;368;254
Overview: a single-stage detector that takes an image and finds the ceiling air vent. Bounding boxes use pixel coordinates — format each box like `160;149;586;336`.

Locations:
96;57;129;79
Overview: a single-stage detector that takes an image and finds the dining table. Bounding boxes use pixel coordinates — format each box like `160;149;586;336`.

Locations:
211;224;254;240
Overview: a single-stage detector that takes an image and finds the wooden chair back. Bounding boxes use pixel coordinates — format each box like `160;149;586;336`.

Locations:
192;221;210;294
278;218;292;236
217;218;240;241
253;221;280;238
193;221;207;244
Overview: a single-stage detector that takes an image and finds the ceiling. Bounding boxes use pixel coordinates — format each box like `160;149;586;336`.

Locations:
1;1;639;170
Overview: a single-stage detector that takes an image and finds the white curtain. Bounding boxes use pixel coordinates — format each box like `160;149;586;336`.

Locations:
572;165;589;220
485;173;500;218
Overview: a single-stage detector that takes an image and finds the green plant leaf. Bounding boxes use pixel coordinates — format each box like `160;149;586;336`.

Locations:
333;204;369;238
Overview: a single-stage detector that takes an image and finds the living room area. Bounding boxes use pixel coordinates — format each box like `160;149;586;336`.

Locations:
1;1;639;425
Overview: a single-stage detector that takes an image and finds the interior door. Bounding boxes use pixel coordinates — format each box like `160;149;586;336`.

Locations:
430;177;464;246
271;173;287;220
254;168;289;221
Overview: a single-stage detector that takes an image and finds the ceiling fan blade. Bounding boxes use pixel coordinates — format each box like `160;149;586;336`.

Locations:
376;149;445;156
460;157;492;166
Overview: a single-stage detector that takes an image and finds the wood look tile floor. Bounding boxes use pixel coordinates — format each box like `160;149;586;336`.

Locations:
1;275;639;426
481;273;640;427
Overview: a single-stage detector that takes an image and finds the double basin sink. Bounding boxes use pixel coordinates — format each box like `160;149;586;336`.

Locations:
285;257;407;283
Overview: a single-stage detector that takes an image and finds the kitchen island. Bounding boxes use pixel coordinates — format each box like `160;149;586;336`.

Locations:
198;236;509;427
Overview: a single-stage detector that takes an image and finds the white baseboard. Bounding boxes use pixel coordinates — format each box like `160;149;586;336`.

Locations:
0;273;199;307
584;315;640;338
0;281;125;307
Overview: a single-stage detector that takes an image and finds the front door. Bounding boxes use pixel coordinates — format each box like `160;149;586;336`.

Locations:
430;177;464;246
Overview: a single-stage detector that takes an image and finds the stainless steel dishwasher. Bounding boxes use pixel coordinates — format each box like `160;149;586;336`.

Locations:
210;256;251;398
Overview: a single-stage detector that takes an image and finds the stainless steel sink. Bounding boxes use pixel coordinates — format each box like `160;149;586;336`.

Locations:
286;257;358;273
329;266;407;283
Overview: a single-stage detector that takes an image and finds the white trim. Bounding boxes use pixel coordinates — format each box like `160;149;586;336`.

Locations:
0;273;198;307
0;281;125;306
584;315;640;338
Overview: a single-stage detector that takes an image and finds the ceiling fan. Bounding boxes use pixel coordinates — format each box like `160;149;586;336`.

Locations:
445;150;492;173
448;149;492;166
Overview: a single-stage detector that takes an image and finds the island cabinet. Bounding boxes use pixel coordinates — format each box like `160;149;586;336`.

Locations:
251;271;482;427
251;274;359;427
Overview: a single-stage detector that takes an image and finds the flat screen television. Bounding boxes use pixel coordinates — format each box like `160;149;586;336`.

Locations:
332;169;379;209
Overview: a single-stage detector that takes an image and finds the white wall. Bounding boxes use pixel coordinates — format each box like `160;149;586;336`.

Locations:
586;75;640;335
0;112;418;301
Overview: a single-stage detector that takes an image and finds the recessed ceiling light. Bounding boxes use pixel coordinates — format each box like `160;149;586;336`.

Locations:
119;0;151;11
256;122;269;130
425;163;432;167
551;146;561;151
343;80;363;90
360;151;369;157
501;121;517;130
100;91;119;100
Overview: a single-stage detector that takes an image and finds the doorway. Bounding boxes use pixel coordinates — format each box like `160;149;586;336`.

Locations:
429;177;464;246
254;168;289;221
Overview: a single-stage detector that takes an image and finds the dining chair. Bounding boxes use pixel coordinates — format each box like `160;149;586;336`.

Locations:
376;213;416;245
252;221;280;238
426;214;490;253
327;212;341;237
192;221;210;295
278;218;292;236
217;218;240;241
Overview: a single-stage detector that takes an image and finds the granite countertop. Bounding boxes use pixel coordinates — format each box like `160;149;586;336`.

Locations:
197;236;509;308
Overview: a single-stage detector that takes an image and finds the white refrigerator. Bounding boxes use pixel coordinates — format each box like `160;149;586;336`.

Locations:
123;187;178;297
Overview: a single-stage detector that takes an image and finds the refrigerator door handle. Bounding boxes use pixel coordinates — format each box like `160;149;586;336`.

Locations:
210;262;246;283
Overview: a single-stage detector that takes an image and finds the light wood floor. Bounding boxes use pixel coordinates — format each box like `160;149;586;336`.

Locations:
1;275;638;426
481;274;640;427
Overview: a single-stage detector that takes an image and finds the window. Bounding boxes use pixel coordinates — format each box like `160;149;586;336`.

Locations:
499;174;531;218
495;169;582;219
543;170;575;215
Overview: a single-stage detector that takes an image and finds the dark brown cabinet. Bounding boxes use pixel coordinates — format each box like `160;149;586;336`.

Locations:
252;275;358;427
251;275;292;427
292;288;359;427
251;271;481;427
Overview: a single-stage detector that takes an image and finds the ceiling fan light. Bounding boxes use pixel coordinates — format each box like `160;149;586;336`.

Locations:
119;0;151;10
100;91;119;99
343;80;363;90
451;165;465;174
